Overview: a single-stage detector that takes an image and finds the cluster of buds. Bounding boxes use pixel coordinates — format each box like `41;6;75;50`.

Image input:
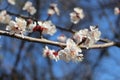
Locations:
0;10;11;24
23;1;36;15
114;7;120;15
70;7;85;24
6;17;57;36
43;26;101;62
47;3;60;16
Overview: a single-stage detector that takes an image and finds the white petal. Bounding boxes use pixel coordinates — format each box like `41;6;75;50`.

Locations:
8;0;15;5
23;1;32;10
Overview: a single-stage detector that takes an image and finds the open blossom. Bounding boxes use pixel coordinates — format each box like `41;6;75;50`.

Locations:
23;1;32;9
48;3;60;16
114;7;120;15
36;21;56;35
73;29;88;44
23;1;36;15
28;7;36;15
26;20;56;35
73;26;101;48
58;39;83;62
70;7;85;24
43;46;59;61
8;0;16;5
6;21;19;33
57;34;67;42
85;26;101;47
83;26;101;48
89;26;101;41
6;17;27;34
0;10;11;24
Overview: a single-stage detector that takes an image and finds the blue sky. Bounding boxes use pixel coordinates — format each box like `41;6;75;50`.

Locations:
0;0;120;80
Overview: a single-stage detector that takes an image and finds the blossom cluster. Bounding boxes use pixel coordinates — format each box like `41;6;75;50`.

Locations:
0;2;101;62
43;26;101;62
6;17;26;34
6;17;57;36
43;39;83;62
73;26;101;48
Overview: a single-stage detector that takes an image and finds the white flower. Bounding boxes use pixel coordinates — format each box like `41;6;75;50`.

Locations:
6;17;27;34
66;39;82;53
23;1;32;10
4;15;12;24
83;26;101;48
42;21;56;35
74;7;84;19
114;7;120;15
16;17;26;30
70;7;85;24
50;50;59;61
6;20;20;34
89;26;101;41
73;29;88;44
73;32;82;44
70;12;80;24
48;9;55;16
23;1;36;15
0;10;11;24
58;39;83;62
57;34;67;42
43;46;50;57
8;0;16;5
28;6;36;15
48;3;60;16
43;46;59;61
38;21;57;35
73;26;101;49
0;11;6;23
74;53;83;62
58;50;71;62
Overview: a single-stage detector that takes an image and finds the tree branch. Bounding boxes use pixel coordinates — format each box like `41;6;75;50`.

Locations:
0;9;76;34
0;30;120;49
0;30;66;47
